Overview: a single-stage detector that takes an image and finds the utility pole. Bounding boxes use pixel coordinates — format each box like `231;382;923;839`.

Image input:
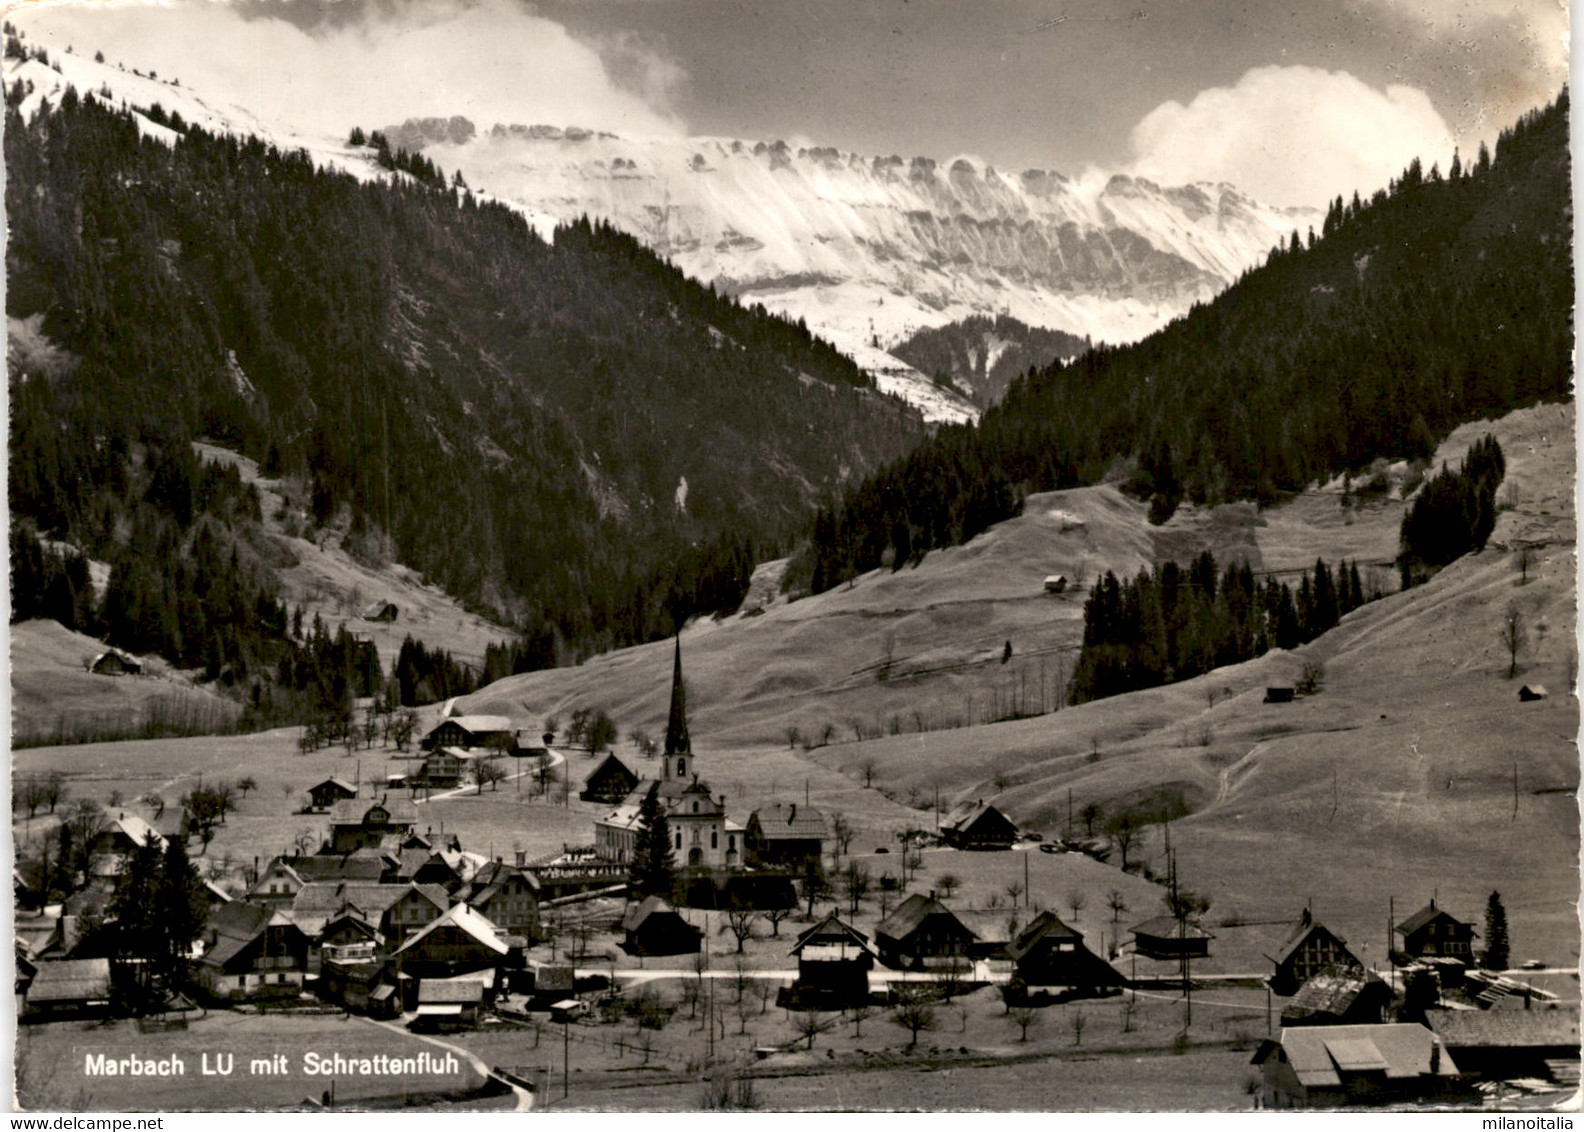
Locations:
1023;849;1030;909
562;1017;569;1099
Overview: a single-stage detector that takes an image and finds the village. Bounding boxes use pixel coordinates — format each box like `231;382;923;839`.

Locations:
13;639;1577;1112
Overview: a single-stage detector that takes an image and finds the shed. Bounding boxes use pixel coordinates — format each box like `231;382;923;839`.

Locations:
23;958;112;1020
1251;1024;1463;1109
1519;684;1550;702
362;600;400;623
1043;575;1068;594
1264;686;1296;704
1281;965;1392;1027
1129;916;1214;961
88;649;142;677
414;978;485;1029
620;896;701;957
1425;1006;1579;1082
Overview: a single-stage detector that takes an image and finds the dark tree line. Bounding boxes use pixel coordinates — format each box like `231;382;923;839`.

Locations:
6;72;921;685
1069;551;1379;704
800;93;1570;591
1398;434;1504;584
394;635;480;708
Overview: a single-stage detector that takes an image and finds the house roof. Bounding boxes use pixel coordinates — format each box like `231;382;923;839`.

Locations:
464;860;541;905
597;802;645;832
430;715;514;736
1283;966;1388;1020
1426;1007;1580;1049
203;902;299;969
584;753;636;785
790;912;873;957
289;882;449;936
1130;916;1214;941
1272;911;1348;966
1396;901;1476;937
750;802;828;840
327;799;418;826
26;958;112;1004
310;778;357;795
1254;1024;1460;1088
102;809;166;852
418;979;485;1004
89;649;141;671
622;895;691;933
955;911;1017;947
940;800;1016;835
1007;910;1083;960
876;893;972;943
395;902;510;957
282;855;389;884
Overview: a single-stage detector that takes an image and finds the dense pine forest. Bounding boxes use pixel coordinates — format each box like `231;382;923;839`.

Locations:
890;314;1091;410
1069;552;1382;705
800;93;1571;593
5;57;924;685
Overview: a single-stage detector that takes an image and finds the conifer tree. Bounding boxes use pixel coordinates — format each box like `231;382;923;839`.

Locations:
157;834;207;983
1482;891;1511;971
628;786;676;898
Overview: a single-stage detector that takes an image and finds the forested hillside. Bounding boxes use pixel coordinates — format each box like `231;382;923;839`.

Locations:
800;92;1571;593
890;314;1091;410
5;60;924;670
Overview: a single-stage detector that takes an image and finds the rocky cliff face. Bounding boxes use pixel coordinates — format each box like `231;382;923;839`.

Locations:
401;120;1317;414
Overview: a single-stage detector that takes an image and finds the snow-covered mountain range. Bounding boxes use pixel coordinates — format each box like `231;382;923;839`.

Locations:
388;117;1316;419
6;30;1313;423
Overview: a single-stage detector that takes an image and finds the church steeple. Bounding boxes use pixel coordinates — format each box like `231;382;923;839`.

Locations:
663;635;691;777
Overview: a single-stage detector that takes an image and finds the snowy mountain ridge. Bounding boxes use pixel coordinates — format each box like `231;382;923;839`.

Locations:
6;31;1314;424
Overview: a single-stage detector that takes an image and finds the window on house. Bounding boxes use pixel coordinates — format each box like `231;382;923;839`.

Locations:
711;832;718;849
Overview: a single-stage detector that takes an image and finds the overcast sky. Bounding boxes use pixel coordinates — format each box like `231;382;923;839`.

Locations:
12;0;1571;208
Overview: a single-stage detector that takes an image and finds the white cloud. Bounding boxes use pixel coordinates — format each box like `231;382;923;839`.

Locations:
1127;66;1457;209
12;0;686;140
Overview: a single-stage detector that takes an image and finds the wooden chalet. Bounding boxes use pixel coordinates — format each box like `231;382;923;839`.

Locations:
1425;1006;1580;1083
1043;574;1068;594
1007;911;1123;993
788;912;875;1004
1264;686;1296;704
21;958;112;1021
318;909;382;964
89;810;166;858
1280;965;1392;1027
413;978;486;1030
939;801;1018;850
325;798;417;853
394;904;515;977
1251;1024;1463;1109
416;747;469;789
459;859;541;939
1395;900;1478;962
88;649;142;676
874;892;978;970
1129;916;1214;961
620;896;701;956
580;753;639;804
745;802;827;870
307;778;357;812
1269;909;1364;996
194;902;310;1002
420;714;516;752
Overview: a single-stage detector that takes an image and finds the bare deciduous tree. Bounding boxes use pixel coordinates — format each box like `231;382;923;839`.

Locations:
1501;602;1528;678
1009;1006;1038;1042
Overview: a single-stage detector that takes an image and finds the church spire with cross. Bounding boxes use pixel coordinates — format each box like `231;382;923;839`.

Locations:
663;635;690;779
